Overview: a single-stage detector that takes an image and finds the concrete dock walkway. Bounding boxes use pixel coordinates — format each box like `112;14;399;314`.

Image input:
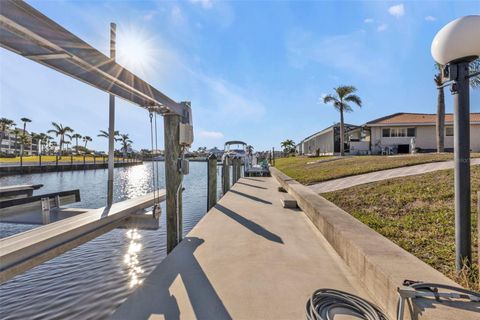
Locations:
310;158;480;193
113;177;372;319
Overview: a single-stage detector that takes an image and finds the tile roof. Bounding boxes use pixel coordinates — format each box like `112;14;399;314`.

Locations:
366;113;480;125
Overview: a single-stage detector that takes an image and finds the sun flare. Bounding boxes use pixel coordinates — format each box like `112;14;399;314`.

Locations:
116;26;157;77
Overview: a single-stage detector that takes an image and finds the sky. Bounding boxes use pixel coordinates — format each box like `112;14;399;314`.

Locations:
1;0;479;152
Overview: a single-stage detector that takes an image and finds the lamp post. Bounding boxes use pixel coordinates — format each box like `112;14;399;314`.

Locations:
431;15;480;270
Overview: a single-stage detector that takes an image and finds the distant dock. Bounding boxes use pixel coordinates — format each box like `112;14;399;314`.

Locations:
0;160;142;176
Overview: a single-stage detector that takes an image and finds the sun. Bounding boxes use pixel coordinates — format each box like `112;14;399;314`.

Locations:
116;25;157;77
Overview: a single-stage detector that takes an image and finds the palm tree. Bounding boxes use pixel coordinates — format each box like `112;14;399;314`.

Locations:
83;136;92;149
18;133;31;156
0;118;15;153
118;133;133;157
37;133;48;155
71;133;82;154
323;85;362;156
47;122;73;155
434;63;445;153
20;117;31;134
281;139;296;154
12;128;21;155
98;130;120;140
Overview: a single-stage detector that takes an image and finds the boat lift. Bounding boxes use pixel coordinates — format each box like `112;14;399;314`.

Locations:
0;0;193;282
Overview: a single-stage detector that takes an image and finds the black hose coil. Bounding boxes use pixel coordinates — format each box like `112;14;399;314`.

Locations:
306;288;388;320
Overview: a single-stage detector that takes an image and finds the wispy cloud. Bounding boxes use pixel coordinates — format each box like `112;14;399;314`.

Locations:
377;24;388;32
170;6;185;25
388;4;405;18
425;16;436;22
364;18;374;24
199;130;223;138
190;0;213;9
286;28;387;76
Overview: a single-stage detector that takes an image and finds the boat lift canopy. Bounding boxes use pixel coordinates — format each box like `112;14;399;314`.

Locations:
0;0;190;119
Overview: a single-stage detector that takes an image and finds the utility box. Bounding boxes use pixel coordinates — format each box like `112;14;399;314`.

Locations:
179;123;194;146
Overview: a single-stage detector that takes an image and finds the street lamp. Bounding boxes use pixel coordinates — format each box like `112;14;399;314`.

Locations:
431;15;480;270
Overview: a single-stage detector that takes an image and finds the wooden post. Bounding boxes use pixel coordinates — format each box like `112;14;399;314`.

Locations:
222;156;230;194
236;158;242;181
164;113;182;253
207;154;217;211
232;157;238;184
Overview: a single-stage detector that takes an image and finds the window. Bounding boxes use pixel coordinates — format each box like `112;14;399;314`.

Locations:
446;127;454;136
382;127;415;137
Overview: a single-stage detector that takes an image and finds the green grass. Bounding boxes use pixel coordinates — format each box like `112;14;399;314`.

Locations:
322;166;479;290
0;155;125;163
275;153;480;185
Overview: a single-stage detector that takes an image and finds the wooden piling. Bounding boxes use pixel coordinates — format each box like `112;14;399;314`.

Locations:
232;157;238;184
164;113;182;254
236;158;242;181
222;156;230;194
207;154;217;211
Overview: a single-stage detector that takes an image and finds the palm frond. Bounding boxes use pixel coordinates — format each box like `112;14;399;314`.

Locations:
344;94;362;107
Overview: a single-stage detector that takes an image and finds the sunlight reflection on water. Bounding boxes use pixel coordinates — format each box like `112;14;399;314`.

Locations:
0;162;223;319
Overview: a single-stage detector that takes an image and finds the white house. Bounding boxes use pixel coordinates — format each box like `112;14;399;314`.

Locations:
297;123;358;156
297;113;480;155
350;112;480;154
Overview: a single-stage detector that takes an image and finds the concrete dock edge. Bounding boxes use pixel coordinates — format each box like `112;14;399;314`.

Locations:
270;167;479;320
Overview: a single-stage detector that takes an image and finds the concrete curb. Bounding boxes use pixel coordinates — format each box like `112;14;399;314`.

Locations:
270;167;478;320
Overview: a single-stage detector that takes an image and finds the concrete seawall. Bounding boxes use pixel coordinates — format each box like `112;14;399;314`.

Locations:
0;161;142;176
270;167;479;320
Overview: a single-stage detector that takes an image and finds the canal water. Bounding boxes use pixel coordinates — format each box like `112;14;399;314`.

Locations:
0;162;221;319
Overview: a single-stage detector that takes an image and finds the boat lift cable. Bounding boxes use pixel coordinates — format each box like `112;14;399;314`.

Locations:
148;110;160;218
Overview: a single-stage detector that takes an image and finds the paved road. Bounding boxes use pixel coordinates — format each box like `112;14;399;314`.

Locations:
113;177;371;319
310;158;480;193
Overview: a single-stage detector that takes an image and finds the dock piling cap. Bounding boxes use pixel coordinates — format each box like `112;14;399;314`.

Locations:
431;15;480;65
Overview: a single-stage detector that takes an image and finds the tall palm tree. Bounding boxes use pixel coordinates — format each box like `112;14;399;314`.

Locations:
71;133;82;153
12;128;21;155
47;122;73;155
118;133;133;157
0;118;15;153
434;63;445;153
83;136;92;149
20;117;31;134
18;133;30;156
323;85;362;156
38;133;48;155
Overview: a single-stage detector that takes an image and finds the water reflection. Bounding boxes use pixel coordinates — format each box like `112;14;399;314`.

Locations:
124;229;144;288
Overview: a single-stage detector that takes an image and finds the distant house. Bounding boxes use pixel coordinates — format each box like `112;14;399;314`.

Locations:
297;123;358;156
208;147;224;158
297;113;480;155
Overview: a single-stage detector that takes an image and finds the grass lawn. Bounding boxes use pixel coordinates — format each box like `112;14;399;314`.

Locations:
0;155;127;163
322;166;479;290
275;153;480;185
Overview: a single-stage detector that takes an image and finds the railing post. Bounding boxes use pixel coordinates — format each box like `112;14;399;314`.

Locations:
222;156;230;194
207;154;217;211
164;113;182;253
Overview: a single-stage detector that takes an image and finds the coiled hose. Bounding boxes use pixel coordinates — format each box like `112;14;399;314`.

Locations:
306;288;388;320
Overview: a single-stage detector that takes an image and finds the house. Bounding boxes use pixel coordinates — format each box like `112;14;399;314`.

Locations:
208;147;224;158
297;123;358;156
355;112;480;154
297;113;480;156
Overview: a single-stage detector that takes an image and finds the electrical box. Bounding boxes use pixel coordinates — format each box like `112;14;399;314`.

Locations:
179;123;194;146
178;158;190;175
